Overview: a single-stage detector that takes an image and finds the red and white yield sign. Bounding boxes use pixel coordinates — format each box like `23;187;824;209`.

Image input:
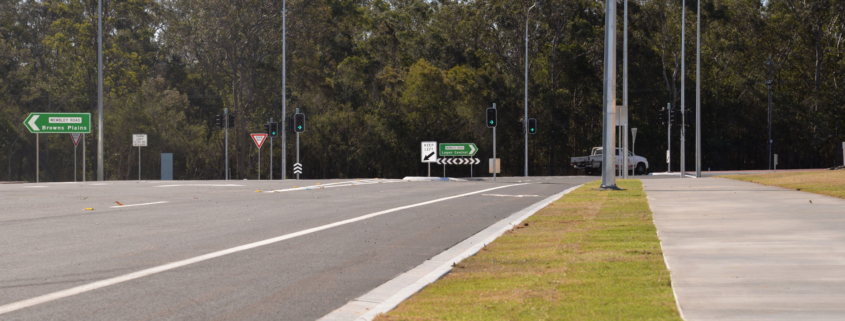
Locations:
70;133;82;147
250;133;268;149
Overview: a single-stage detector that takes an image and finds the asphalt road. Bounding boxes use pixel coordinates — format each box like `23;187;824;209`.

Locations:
0;176;592;320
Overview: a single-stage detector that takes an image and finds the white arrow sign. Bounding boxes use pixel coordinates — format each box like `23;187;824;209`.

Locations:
28;115;39;132
293;163;303;174
437;158;479;165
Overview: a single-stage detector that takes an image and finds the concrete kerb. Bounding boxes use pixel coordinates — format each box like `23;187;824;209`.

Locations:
318;184;584;321
401;176;466;182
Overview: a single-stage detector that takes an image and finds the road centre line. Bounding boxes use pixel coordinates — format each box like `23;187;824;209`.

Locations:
155;184;244;188
482;194;539;198
0;183;528;316
267;179;400;193
110;201;168;208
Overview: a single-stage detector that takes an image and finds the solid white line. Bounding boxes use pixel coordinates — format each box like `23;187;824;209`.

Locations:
319;184;583;321
0;183;528;316
155;184;244;188
109;201;168;208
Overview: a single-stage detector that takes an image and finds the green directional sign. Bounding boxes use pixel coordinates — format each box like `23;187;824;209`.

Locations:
439;143;478;156
24;113;91;134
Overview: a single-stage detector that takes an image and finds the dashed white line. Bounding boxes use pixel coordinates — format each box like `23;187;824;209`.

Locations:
0;183;528;316
110;201;168;208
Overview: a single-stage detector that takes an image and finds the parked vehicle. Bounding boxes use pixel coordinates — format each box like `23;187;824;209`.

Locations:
570;147;649;175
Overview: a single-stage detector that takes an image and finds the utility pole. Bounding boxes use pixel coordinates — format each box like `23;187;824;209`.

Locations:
97;0;104;181
767;56;773;170
622;0;629;179
601;0;617;188
667;103;672;173
680;0;686;179
524;1;538;178
695;0;702;178
281;0;287;180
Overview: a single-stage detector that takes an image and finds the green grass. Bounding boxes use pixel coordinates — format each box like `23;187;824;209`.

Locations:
721;170;845;200
376;180;681;321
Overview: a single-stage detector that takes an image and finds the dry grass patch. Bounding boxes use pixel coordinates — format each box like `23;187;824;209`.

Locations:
375;180;680;321
721;171;845;200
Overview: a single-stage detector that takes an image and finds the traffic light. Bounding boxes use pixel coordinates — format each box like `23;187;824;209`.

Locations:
215;114;223;128
227;114;235;128
269;122;279;137
528;118;537;134
264;124;270;135
486;108;497;128
685;109;694;126
517;120;524;134
669;109;676;125
286;116;294;133
658;108;666;125
294;113;305;133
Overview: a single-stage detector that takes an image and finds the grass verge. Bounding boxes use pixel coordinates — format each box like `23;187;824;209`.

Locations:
375;180;680;321
721;170;845;200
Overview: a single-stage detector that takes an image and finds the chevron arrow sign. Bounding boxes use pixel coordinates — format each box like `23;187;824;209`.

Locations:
293;163;303;174
436;158;479;165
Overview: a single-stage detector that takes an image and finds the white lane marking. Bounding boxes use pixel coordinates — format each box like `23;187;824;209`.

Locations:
267;179;401;193
482;194;539;198
110;201;168;208
155;184;244;188
90;183;109;186
0;183;528;315
320;184;583;321
23;186;48;188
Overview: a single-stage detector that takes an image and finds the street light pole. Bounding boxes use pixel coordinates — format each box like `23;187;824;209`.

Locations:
680;0;686;179
524;1;538;178
601;0;617;188
281;0;287;180
767;56;773;170
97;0;104;181
695;0;702;178
623;0;628;179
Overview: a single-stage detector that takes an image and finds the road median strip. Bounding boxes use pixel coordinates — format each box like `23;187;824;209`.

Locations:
376;180;680;320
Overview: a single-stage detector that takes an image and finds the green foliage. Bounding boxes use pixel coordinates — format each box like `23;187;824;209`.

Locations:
2;0;844;181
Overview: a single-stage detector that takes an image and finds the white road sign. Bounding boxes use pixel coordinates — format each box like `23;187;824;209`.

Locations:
133;134;148;147
421;141;437;163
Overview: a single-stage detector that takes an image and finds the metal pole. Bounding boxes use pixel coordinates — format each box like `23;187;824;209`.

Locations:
680;0;686;179
601;0;617;188
83;134;86;182
668;103;672;173
525;3;537;178
258;145;261;181
428;163;430;177
74;145;77;182
296;108;299;180
632;130;636;176
97;0;104;181
696;0;702;178
36;133;39;183
281;0;287;181
138;146;141;181
623;0;628;179
493;103;497;182
225;108;229;181
767;56;773;170
270;117;273;180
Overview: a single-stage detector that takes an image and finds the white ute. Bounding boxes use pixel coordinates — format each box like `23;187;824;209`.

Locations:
570;147;649;175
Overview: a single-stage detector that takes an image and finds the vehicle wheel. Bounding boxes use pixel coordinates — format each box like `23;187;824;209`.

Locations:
635;163;647;175
584;169;593;176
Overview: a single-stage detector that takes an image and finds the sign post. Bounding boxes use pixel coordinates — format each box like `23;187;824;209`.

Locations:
133;134;147;181
774;154;778;173
71;134;82;182
631;128;637;176
421;141;437;177
23;113;91;183
250;133;268;180
225;108;229;180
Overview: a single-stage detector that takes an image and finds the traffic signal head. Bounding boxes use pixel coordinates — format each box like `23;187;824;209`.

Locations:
669;109;676;125
528;118;537;134
228;114;235;128
215;114;223;128
486;108;497;128
517;120;524;134
658;108;666;125
294;113;305;133
270;122;279;137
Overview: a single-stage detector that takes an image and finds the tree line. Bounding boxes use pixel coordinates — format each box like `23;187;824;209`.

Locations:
1;0;843;181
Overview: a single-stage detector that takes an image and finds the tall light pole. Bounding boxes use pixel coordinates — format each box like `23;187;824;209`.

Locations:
680;0;686;179
281;0;287;180
695;0;702;178
601;0;617;188
524;1;538;177
97;0;104;181
766;56;773;170
622;0;628;179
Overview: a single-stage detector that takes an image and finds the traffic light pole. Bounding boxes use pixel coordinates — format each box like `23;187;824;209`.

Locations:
680;0;686;179
623;0;628;180
667;103;671;173
270;118;273;180
695;0;702;178
493;103;497;182
600;0;617;189
281;0;287;181
296;108;300;180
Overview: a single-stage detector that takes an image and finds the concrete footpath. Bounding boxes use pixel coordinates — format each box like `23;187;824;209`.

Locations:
644;177;845;320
